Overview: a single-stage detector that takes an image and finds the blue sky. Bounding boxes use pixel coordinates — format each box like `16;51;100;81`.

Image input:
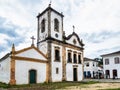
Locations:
0;0;120;58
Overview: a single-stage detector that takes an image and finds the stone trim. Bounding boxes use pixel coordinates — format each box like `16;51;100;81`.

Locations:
14;46;47;59
73;65;78;67
81;52;84;80
10;44;16;85
47;41;52;82
51;40;83;51
37;38;84;51
62;45;66;81
46;63;49;83
54;46;60;49
67;50;72;52
37;17;40;48
37;6;64;18
48;7;51;38
11;56;48;63
73;51;77;54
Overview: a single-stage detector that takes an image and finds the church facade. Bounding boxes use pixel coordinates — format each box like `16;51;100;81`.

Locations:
0;5;84;85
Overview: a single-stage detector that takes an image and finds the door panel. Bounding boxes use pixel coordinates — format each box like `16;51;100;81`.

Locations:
29;70;36;84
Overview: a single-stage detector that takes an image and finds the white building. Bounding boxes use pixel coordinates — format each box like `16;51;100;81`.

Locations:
0;4;84;85
101;51;120;79
84;57;102;79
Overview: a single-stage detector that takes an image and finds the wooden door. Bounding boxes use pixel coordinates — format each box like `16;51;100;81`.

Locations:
73;68;77;81
29;70;36;84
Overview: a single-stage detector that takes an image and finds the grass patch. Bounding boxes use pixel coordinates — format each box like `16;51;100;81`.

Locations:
0;82;11;88
0;81;98;89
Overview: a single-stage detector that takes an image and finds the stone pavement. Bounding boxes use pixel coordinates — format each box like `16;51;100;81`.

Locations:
83;78;120;83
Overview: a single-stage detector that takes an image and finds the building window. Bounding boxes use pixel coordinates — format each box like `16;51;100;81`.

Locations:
68;52;72;63
113;69;117;78
93;62;95;66
114;57;119;64
105;70;110;79
86;63;89;67
41;19;45;33
73;39;76;45
54;47;60;61
54;18;59;32
105;59;109;65
73;53;77;63
56;68;59;74
78;54;81;64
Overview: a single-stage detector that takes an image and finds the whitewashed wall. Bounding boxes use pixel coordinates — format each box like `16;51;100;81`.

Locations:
66;47;83;81
51;43;62;82
16;49;47;61
103;54;120;78
66;64;83;81
15;60;46;84
39;42;48;55
0;57;10;84
84;61;98;77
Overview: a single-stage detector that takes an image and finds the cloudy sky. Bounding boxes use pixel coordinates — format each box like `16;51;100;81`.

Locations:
0;0;120;59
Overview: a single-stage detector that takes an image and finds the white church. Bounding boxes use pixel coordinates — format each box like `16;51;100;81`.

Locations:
0;4;84;85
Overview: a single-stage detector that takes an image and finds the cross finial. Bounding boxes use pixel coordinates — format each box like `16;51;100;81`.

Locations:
50;0;52;4
31;36;35;46
49;0;52;7
73;25;75;32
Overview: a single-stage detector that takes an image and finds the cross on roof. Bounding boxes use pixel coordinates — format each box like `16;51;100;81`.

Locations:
31;36;35;46
49;0;52;7
73;25;75;32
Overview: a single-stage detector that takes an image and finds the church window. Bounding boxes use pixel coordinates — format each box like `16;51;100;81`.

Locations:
73;39;76;44
41;19;45;33
54;18;59;32
68;52;72;63
105;59;109;65
86;62;89;67
56;68;59;74
54;47;60;61
114;57;119;64
78;54;81;64
73;53;77;63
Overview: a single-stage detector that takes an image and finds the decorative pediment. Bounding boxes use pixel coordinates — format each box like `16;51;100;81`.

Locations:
65;32;84;47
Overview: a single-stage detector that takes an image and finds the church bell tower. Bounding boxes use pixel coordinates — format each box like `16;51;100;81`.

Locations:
36;4;64;82
37;4;64;49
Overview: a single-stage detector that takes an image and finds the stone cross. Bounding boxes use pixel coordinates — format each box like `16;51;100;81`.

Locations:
31;36;35;46
73;25;75;32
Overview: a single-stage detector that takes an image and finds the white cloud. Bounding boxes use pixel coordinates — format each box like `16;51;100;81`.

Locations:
63;0;120;34
0;0;120;59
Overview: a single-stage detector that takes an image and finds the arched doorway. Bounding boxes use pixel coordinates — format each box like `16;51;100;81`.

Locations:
29;69;37;84
105;70;110;79
113;69;117;79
